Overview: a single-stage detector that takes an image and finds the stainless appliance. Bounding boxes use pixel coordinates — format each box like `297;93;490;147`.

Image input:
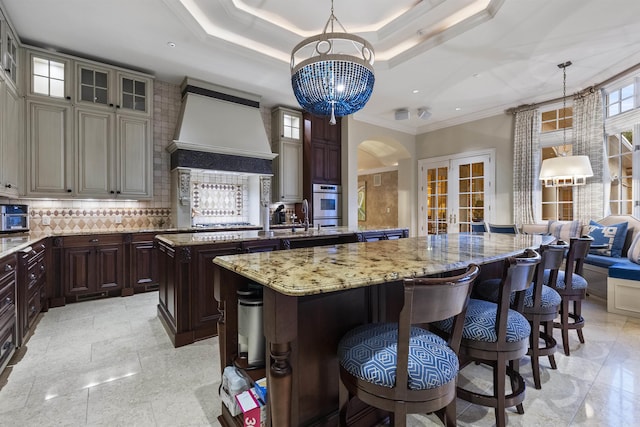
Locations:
312;184;341;226
1;204;29;232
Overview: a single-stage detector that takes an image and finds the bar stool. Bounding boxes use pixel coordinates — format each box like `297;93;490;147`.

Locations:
475;244;565;389
337;264;480;427
546;236;593;356
433;249;540;427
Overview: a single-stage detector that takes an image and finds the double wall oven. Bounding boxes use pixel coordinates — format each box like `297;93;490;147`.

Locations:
312;184;341;226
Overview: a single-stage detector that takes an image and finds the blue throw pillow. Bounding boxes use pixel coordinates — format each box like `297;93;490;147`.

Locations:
587;220;628;257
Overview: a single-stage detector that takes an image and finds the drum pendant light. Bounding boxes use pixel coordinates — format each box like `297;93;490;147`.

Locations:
290;0;375;125
539;61;593;187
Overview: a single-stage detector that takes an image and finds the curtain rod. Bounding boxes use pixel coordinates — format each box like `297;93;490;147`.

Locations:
505;61;640;115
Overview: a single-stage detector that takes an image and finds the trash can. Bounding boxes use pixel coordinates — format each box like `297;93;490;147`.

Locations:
237;287;264;367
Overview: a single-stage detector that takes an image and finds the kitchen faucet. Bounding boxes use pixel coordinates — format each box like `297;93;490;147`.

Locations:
302;199;310;231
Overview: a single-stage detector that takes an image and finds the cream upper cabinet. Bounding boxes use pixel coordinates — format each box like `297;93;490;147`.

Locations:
75;61;112;109
23;47;154;199
27;50;72;101
26;99;74;196
0;11;19;90
271;107;303;203
75;62;152;116
116;72;151;116
0;82;22;196
75;109;151;199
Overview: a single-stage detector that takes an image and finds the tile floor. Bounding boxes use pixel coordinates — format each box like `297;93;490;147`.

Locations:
0;292;638;426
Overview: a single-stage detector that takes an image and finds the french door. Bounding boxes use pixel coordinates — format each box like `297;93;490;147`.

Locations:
419;150;495;236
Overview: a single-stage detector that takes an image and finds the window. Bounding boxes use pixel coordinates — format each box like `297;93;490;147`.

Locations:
32;56;66;98
607;83;635;117
608;130;633;215
541;107;572;132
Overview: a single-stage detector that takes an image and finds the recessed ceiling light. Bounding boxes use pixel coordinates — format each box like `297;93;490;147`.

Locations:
167;42;176;48
412;89;420;94
455;107;462;111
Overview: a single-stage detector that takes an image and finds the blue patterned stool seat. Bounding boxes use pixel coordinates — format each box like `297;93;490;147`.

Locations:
475;279;561;308
544;270;588;290
433;299;531;343
338;323;458;390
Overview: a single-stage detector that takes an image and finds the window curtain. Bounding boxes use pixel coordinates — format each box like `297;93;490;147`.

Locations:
572;89;605;222
513;108;541;225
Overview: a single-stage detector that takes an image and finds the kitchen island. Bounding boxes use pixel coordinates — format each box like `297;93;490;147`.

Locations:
154;227;408;347
212;232;553;427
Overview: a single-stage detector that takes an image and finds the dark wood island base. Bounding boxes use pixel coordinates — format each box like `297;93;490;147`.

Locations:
212;233;551;426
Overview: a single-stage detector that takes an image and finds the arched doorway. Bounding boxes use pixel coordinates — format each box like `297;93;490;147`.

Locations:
357;139;411;229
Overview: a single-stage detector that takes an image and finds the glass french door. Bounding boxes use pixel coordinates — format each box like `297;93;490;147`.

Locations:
419;152;494;236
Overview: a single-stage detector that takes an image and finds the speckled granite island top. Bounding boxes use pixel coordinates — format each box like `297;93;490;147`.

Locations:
155;226;376;246
214;233;554;296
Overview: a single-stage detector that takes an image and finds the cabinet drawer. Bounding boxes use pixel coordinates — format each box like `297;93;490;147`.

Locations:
0;278;15;320
0;316;16;367
26;287;42;329
62;234;123;247
0;257;16;284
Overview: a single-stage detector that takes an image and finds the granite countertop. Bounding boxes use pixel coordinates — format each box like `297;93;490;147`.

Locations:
155;226;369;247
213;233;554;297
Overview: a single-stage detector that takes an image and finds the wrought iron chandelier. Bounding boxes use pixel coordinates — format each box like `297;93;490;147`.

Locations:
290;0;375;125
539;61;593;187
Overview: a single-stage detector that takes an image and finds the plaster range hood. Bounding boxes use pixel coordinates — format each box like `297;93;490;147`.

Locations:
168;78;277;175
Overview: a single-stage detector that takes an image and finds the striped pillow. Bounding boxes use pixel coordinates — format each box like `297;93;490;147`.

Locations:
628;232;640;264
548;220;581;242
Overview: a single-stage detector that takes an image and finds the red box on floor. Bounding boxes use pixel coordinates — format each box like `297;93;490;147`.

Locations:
235;389;265;427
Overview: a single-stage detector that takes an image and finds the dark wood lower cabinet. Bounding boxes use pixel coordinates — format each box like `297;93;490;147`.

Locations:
0;254;17;372
156;229;408;348
17;241;47;346
127;232;159;294
60;235;124;303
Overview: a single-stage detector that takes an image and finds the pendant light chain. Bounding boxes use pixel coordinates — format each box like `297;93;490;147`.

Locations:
558;60;572;155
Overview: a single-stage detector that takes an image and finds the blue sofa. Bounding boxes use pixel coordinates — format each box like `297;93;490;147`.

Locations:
523;215;640;318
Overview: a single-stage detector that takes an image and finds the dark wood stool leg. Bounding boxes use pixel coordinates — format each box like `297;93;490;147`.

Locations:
559;300;570;356
529;316;542;389
575;300;585;343
495;358;507;427
545;320;558;369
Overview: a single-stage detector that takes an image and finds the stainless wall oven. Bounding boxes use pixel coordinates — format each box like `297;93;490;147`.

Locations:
1;204;29;232
312;184;341;226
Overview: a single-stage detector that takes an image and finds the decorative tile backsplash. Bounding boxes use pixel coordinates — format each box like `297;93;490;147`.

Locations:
190;171;250;225
29;204;172;234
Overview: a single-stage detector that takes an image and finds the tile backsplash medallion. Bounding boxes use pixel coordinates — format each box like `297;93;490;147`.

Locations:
190;171;250;225
13;80;180;234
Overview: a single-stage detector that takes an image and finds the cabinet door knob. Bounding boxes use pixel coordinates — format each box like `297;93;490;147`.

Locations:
67;189;72;193
110;191;115;194
5;184;11;188
40;265;46;271
29;273;36;280
116;191;121;194
4;264;13;272
5;297;11;306
66;96;71;100
89;238;99;243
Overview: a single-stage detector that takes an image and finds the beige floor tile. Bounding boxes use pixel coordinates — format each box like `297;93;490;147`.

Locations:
2;292;640;426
